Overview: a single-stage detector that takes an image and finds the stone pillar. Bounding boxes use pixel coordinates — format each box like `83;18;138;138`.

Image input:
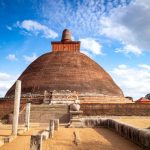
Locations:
54;119;59;131
49;120;54;138
12;80;21;135
25;103;31;130
30;135;42;150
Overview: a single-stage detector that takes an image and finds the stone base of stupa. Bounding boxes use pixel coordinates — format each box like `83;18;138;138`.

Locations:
68;111;83;128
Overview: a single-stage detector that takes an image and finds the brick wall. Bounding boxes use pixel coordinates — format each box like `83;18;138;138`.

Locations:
1;101;150;124
0;100;14;119
81;103;150;116
0;99;27;120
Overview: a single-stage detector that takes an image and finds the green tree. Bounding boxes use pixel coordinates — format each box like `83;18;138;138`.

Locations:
145;93;150;100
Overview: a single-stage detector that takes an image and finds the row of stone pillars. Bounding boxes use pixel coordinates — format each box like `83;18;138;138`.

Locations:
11;80;59;150
12;80;31;136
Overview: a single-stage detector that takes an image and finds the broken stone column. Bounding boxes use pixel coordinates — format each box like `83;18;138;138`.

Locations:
12;80;21;136
54;119;59;131
73;131;81;145
30;134;42;150
49;120;54;138
25;103;31;130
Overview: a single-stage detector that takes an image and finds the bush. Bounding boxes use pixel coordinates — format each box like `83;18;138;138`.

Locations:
145;93;150;100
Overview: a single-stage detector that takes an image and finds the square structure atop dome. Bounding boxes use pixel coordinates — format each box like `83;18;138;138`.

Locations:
51;41;80;52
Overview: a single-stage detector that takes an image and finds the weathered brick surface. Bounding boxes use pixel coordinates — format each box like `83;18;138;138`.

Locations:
5;29;124;104
30;105;69;123
1;101;150;125
0;100;14;119
0;99;27;120
52;42;80;52
5;51;123;99
81;103;150;116
28;103;150;124
79;95;132;103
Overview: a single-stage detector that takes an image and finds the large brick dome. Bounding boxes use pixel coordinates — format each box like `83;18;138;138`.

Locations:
5;29;124;97
5;51;123;97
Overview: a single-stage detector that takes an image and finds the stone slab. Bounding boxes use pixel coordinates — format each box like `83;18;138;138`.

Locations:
30;134;42;150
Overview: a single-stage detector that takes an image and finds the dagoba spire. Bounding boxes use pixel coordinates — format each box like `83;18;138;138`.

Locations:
51;29;80;52
61;29;72;42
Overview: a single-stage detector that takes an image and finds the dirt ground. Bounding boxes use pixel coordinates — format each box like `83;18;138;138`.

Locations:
42;127;142;150
0;127;142;150
0;125;47;150
114;117;150;128
0;118;149;150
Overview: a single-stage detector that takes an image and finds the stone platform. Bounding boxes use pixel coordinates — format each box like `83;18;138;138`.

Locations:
69;111;83;128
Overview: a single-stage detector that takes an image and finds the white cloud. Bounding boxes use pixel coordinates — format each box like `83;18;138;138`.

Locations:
138;64;150;70
100;16;131;41
0;72;10;80
6;26;12;31
110;64;150;100
118;64;127;69
80;38;103;55
115;44;142;55
24;53;37;63
0;72;18;97
41;0;149;55
17;20;58;39
41;0;129;37
100;0;150;55
6;54;17;61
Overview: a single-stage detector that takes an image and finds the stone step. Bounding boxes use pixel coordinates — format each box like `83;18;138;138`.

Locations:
31;105;68;108
31;106;68;109
69;123;83;128
70;119;82;122
25;104;70;123
31;109;68;112
31;108;68;111
31;108;68;110
30;111;68;113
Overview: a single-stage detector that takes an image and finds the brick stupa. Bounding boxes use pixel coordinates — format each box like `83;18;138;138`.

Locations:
5;29;125;103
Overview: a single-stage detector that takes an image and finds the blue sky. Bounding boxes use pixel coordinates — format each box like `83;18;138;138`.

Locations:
0;0;150;99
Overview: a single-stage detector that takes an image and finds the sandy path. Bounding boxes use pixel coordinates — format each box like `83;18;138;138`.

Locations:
0;127;45;150
0;125;25;140
0;127;143;150
0;119;148;150
114;118;150;128
42;128;142;150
